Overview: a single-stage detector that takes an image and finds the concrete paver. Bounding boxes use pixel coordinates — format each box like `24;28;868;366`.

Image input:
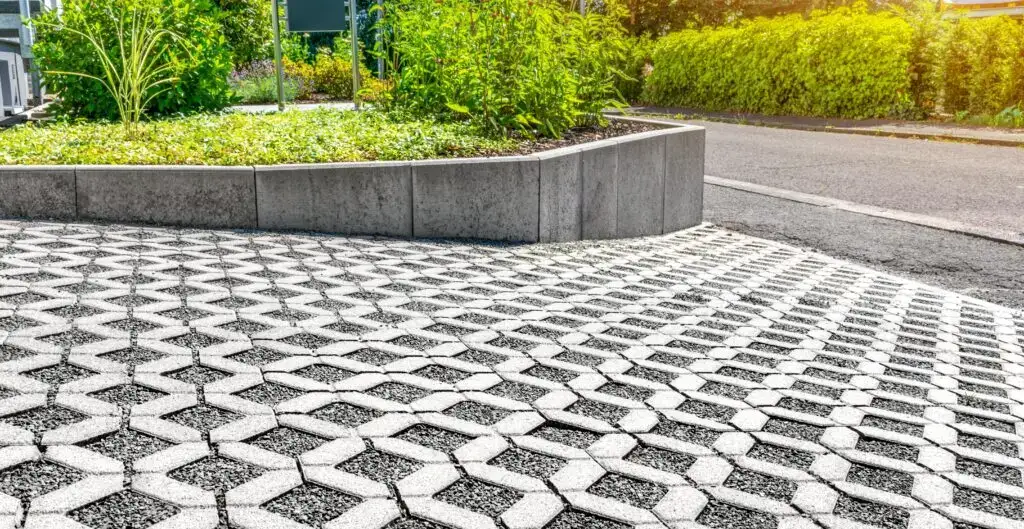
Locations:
0;220;1021;529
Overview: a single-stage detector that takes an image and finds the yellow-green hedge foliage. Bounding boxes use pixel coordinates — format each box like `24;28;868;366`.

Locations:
941;16;1024;116
643;7;918;119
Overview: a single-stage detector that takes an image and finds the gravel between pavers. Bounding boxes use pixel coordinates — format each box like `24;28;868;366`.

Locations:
953;486;1024;520
395;424;472;453
0;460;82;503
846;463;914;495
264;484;361;527
339;449;423;484
833;493;909;529
625;445;696;477
248;427;329;457
69;491;179;528
434;478;523;518
723;468;797;500
168;456;266;493
235;382;304;405
587;473;667;510
488;446;565;480
696;498;778;529
544;510;630;529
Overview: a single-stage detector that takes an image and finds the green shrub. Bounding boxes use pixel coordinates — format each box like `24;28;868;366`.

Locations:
382;0;628;138
311;50;373;100
283;54;372;101
940;16;1024;115
215;0;273;66
643;6;917;119
34;0;234;121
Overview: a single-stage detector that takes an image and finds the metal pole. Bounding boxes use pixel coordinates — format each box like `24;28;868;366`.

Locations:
350;0;361;109
579;0;585;15
376;0;383;80
271;0;285;111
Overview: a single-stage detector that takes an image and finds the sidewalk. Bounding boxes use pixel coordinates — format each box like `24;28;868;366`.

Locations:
624;106;1024;147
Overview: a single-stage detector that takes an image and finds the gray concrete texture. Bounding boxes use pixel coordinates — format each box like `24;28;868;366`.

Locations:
255;162;413;236
75;166;258;228
0;166;76;220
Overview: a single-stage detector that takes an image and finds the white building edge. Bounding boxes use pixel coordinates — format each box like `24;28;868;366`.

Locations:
0;0;59;117
940;0;1024;17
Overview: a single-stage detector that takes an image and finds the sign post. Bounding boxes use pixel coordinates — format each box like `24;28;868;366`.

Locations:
376;0;383;79
350;0;360;110
271;0;286;111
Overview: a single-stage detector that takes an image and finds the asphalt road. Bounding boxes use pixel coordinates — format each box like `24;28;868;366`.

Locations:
694;120;1024;237
705;185;1024;309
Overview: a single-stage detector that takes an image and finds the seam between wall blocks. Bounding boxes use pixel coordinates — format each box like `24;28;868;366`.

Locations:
612;141;618;238
73;166;80;220
536;158;541;243
409;164;416;239
251;166;259;229
577;149;584;242
661;134;669;235
408;164;414;239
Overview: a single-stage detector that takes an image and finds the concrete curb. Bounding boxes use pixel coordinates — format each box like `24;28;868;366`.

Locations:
705;175;1024;247
0;118;705;242
613;110;1024;148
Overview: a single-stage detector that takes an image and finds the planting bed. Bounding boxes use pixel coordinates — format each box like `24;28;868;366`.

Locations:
0;117;704;243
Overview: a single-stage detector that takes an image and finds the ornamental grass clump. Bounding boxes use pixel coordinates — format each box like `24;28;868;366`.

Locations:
33;0;233;135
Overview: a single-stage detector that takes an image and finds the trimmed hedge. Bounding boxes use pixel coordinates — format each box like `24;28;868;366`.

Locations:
642;6;1024;120
643;7;917;119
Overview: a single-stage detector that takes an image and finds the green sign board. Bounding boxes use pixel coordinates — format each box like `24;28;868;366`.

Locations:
286;0;348;32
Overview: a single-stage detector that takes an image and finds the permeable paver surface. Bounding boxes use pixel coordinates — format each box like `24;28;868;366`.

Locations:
0;220;1021;529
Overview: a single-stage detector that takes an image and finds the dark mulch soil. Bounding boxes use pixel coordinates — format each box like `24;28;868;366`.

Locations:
494;120;662;156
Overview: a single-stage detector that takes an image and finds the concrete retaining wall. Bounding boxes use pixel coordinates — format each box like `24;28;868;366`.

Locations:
0;119;704;242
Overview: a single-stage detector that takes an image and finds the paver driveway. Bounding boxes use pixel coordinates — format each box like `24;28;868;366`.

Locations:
0;220;1021;529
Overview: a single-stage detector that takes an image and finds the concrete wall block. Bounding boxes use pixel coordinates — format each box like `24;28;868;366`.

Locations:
615;134;666;239
579;140;619;240
412;157;540;242
663;127;705;233
255;162;412;237
537;148;582;243
0;166;76;220
75;166;257;228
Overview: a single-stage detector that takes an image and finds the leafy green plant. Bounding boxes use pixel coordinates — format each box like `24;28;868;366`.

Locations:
382;0;628;138
615;34;654;103
643;5;918;119
33;0;234;123
0;109;516;165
